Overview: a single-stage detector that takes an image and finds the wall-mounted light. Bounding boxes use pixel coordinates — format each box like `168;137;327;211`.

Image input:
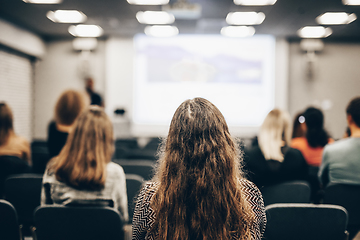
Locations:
297;26;332;38
226;12;265;25
221;26;255;37
68;25;103;37
127;0;169;5
144;25;179;37
234;0;276;6
47;10;87;23
136;11;175;24
316;12;356;25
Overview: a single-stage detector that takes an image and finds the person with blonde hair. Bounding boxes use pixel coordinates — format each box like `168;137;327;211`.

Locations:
132;98;266;240
244;109;308;188
41;106;128;222
0;102;31;165
47;89;88;159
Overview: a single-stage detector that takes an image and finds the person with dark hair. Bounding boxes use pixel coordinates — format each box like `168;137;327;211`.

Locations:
47;90;88;159
292;112;306;139
244;109;308;188
0;102;31;165
291;107;333;166
132;98;266;240
319;96;360;239
42;106;128;222
85;77;104;107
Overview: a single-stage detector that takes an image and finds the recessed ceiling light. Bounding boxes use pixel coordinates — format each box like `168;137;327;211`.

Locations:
234;0;276;6
221;26;255;37
68;25;103;37
144;25;179;37
23;0;62;3
136;11;175;24
342;0;360;5
47;10;87;23
297;26;332;38
226;12;265;25
316;12;357;25
127;0;169;5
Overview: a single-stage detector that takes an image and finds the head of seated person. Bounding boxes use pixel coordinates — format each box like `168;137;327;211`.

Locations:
346;96;360;137
54;89;88;133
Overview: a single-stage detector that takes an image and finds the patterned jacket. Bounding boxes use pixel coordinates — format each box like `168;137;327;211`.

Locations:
132;179;266;240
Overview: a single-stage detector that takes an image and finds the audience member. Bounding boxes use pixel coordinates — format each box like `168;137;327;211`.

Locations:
85;77;103;107
132;98;266;240
244;109;308;188
47;90;87;159
0;102;31;165
291;107;333;167
292;112;306;139
41;106;128;222
319;97;360;187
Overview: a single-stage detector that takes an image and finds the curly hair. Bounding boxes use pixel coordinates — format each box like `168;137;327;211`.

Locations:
150;98;255;240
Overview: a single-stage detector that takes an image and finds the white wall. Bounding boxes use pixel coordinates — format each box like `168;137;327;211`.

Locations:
33;39;106;139
288;42;360;139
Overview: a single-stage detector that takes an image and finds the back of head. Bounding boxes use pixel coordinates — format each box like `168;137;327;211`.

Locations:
258;109;291;161
0;103;13;145
51;106;114;190
151;97;253;240
292;112;305;138
346;96;360;128
303;107;329;147
55;90;86;126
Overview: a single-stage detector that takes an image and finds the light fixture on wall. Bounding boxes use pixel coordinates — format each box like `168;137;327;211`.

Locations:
47;10;87;23
136;11;175;24
68;25;103;37
220;26;255;37
316;12;357;25
144;25;179;37
226;12;265;25
300;39;324;80
234;0;276;6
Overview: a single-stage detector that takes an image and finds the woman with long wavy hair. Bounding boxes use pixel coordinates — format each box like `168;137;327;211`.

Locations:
132;98;266;240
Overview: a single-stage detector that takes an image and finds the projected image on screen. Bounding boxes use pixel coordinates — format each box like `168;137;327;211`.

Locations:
133;34;275;132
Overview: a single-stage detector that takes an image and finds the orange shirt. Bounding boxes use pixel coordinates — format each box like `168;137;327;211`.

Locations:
290;137;334;167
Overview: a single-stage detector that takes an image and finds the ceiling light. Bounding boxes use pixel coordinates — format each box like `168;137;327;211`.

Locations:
342;0;360;5
47;10;87;23
136;11;175;24
23;0;62;3
297;26;332;38
234;0;276;6
127;0;169;5
144;25;179;37
221;26;255;37
316;12;356;25
68;25;103;37
226;12;265;25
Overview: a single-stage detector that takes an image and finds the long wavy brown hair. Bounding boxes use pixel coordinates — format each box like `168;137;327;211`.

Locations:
50;106;114;190
150;97;255;240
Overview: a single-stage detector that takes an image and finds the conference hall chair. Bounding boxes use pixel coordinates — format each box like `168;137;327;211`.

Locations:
0;199;22;240
0;155;31;198
324;183;360;239
113;159;155;181
126;174;144;223
264;203;348;240
33;205;124;240
261;180;311;206
4;174;43;236
31;141;50;174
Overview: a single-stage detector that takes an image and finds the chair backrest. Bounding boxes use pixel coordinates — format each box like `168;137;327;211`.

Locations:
261;180;311;206
34;205;124;240
0;155;31;197
0;200;21;240
126;174;144;223
113;159;155;181
31;141;50;174
324;183;360;226
265;203;348;240
4;174;43;226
